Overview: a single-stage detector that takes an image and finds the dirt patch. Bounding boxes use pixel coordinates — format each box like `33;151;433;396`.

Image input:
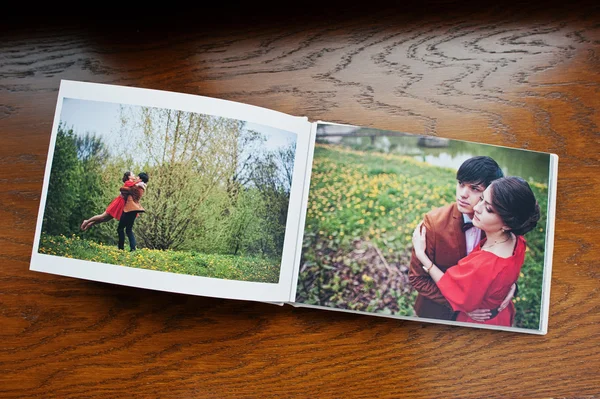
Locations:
297;239;416;315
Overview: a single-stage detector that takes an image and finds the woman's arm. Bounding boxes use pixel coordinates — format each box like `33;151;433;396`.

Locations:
425;263;444;283
412;223;444;282
412;224;500;317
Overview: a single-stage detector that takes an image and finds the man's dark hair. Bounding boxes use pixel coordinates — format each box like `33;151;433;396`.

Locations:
122;171;132;183
490;176;540;236
138;172;149;183
456;156;503;187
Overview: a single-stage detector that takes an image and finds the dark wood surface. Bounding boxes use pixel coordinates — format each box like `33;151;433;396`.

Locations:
1;3;599;398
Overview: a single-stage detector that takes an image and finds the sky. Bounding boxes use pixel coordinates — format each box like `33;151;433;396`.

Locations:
59;98;297;155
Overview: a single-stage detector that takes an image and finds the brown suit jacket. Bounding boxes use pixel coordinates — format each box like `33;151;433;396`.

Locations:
408;202;466;320
120;183;145;214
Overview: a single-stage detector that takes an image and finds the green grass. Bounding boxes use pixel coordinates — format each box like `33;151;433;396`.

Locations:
39;234;280;283
297;144;549;329
304;145;457;250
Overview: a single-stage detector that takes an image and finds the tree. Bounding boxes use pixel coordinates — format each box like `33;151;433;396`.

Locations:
70;133;111;240
119;106;246;249
277;142;296;193
225;189;264;255
76;133;109;164
42;126;113;240
225;128;265;215
42;125;80;235
248;145;295;256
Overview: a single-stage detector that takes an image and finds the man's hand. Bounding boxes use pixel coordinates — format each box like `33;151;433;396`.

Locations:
466;283;516;321
466;308;493;322
498;283;517;312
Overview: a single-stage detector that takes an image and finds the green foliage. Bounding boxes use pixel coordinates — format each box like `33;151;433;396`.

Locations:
70;133;111;243
130;109;244;250
39;234;280;283
42;125;81;235
297;144;548;330
249;150;292;256
42;126;108;239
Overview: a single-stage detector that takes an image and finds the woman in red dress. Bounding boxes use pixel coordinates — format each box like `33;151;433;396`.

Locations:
412;176;541;327
80;171;136;231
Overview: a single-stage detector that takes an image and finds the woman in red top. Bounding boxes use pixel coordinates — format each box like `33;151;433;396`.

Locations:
80;171;136;231
412;176;541;327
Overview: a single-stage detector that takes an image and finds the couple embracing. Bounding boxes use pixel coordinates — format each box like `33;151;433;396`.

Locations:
80;171;149;251
409;156;540;327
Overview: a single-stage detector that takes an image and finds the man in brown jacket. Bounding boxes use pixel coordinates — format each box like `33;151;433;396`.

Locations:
117;172;148;251
408;156;514;321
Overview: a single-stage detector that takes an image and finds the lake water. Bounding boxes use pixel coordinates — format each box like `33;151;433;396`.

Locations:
328;135;551;185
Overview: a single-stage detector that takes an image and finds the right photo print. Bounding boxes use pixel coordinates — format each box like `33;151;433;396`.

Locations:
295;123;552;330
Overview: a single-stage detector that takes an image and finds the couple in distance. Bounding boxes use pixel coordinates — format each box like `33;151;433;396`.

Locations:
409;156;540;327
80;171;149;252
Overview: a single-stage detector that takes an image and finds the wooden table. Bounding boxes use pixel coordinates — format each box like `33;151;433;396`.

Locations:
1;3;599;398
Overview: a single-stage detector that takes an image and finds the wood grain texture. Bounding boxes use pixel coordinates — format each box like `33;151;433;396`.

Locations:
1;3;599;398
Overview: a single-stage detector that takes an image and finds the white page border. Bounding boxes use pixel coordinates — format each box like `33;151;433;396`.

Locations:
288;302;547;335
30;80;312;303
538;153;558;334
289;122;318;301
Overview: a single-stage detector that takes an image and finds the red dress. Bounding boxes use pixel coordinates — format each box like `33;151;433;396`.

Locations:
436;236;527;327
105;180;136;221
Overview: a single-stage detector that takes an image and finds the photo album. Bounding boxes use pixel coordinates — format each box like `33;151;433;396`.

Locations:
31;80;558;334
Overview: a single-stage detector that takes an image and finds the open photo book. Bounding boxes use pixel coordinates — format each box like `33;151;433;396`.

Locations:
31;80;558;335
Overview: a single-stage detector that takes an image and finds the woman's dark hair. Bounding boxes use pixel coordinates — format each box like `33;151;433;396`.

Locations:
138;172;149;184
490;176;541;236
456;156;504;187
122;171;132;183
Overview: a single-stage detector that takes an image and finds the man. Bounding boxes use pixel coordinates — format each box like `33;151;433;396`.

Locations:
117;172;149;251
409;156;515;321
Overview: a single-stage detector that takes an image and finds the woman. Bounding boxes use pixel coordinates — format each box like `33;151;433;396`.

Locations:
412;176;540;326
80;171;137;231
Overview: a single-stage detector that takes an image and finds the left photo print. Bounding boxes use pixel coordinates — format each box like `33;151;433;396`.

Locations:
38;98;298;284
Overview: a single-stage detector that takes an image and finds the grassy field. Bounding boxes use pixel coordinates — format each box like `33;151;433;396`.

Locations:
39;234;281;283
297;144;548;329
